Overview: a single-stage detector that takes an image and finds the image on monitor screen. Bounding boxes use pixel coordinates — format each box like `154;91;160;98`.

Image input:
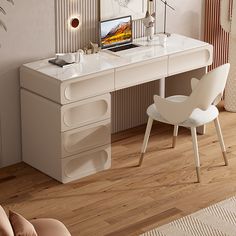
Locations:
100;16;132;49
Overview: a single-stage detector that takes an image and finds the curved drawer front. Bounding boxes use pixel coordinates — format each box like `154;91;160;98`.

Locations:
168;45;213;76
61;145;111;183
62;70;114;104
62;120;111;157
115;57;168;90
61;94;111;131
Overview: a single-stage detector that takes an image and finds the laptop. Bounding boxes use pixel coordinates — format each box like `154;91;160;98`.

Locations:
99;15;140;52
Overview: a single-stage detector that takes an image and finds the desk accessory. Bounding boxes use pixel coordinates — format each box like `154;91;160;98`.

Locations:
160;0;175;37
90;41;100;54
159;33;167;47
49;50;85;67
99;15;137;52
143;0;156;41
143;12;156;41
49;58;74;68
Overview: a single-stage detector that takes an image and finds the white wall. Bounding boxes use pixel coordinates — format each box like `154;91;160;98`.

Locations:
158;0;205;97
0;0;55;167
156;0;204;39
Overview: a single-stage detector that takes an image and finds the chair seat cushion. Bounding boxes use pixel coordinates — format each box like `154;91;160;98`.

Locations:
147;95;219;127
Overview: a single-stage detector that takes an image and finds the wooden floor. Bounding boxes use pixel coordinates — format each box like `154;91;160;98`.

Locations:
1;106;236;236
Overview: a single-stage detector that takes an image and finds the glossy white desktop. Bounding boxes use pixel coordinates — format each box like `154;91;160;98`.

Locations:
20;34;213;183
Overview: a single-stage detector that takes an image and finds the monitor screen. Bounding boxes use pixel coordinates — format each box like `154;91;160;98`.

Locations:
100;16;132;49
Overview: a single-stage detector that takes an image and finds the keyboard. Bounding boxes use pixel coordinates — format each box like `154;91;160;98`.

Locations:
108;44;139;52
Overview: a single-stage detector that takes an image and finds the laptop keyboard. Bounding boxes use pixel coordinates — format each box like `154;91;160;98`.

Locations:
108;44;139;52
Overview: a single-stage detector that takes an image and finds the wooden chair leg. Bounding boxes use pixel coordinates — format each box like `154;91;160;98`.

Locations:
139;117;153;167
191;127;201;183
214;117;228;166
172;125;179;148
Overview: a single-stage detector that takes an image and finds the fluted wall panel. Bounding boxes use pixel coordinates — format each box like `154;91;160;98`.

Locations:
56;0;99;53
55;0;157;133
204;0;231;70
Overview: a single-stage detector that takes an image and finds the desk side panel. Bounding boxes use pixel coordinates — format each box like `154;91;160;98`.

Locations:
21;89;62;181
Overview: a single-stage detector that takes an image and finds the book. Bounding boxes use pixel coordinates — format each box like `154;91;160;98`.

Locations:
48;58;75;68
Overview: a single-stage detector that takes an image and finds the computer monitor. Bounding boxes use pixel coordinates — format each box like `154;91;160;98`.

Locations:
99;15;132;49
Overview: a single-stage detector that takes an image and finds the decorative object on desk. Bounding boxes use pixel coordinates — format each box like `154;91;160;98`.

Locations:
90;41;100;54
143;0;156;42
220;0;236;112
159;0;175;37
70;17;80;29
100;0;147;20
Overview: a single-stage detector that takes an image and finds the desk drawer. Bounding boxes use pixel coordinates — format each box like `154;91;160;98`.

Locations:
62;119;111;157
61;70;114;104
168;46;213;76
61;94;111;131
115;57;168;90
61;145;111;183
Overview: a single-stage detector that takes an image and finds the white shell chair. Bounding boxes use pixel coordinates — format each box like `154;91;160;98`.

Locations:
139;64;230;183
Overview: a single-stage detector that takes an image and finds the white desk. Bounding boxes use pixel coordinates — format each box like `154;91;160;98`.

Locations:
20;34;213;183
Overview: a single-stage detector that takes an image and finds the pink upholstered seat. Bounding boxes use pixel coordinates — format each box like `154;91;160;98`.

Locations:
0;205;71;236
31;219;71;236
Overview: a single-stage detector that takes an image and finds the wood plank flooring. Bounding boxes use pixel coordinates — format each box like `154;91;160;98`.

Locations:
1;106;236;235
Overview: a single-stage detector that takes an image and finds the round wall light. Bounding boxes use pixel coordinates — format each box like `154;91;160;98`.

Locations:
70;18;80;28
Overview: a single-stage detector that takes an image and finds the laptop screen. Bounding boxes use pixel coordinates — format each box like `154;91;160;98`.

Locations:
100;16;132;49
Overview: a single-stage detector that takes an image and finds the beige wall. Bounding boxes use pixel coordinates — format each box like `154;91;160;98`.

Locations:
0;0;55;167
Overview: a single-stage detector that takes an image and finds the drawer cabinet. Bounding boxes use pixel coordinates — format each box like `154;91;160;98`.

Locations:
62;120;111;158
61;94;111;131
168;46;213;76
115;57;168;89
61;145;111;183
62;70;115;103
21;89;111;183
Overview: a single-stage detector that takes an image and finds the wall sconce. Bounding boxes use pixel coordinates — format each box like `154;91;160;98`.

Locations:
70;17;80;29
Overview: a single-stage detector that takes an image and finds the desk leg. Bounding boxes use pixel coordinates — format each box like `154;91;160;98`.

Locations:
159;78;165;98
197;66;208;135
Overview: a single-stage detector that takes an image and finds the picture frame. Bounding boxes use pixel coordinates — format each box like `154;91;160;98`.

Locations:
100;0;147;20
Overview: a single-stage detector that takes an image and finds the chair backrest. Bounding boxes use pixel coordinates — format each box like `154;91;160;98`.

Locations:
154;63;230;124
190;63;230;110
